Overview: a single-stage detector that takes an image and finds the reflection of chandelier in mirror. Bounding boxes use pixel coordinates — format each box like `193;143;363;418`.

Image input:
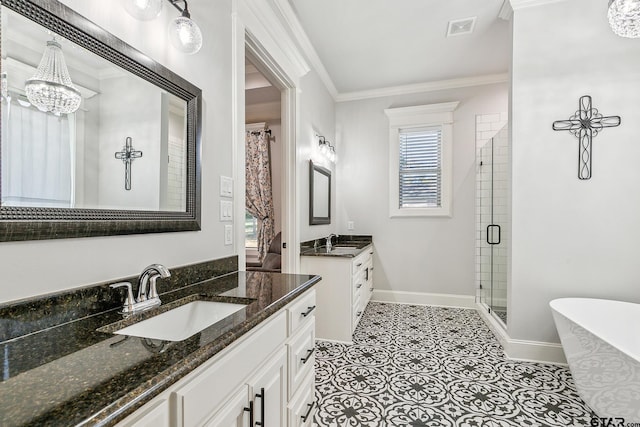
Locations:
123;0;203;54
608;0;640;38
24;39;82;115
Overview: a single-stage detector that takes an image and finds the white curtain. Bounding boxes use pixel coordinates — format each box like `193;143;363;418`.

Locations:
1;99;74;207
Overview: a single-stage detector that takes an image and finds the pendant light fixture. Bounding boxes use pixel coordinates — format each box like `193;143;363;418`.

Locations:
24;38;82;115
608;0;640;38
123;0;163;21
123;0;203;55
167;1;203;55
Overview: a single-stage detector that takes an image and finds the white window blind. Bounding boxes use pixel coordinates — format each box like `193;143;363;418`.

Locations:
398;127;442;208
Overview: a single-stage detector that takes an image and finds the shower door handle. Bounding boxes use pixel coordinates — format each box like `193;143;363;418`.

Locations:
486;224;501;245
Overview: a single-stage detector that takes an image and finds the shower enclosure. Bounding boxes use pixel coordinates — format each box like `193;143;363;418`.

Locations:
476;120;509;326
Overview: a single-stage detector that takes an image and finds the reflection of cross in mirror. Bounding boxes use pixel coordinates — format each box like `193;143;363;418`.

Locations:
552;95;620;180
114;137;143;190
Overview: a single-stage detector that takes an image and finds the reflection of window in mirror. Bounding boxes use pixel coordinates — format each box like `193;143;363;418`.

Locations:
245;211;259;248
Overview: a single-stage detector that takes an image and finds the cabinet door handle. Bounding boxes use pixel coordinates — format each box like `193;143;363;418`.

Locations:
255;387;265;426
301;401;315;422
301;348;315;364
356;283;362;289
244;401;254;427
370;287;373;292
365;268;369;281
369;251;374;255
301;305;316;317
356;262;362;267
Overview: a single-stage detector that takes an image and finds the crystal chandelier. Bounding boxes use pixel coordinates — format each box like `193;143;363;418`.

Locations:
25;39;82;115
608;0;640;38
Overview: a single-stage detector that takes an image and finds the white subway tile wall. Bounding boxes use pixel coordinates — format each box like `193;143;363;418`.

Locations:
167;136;187;211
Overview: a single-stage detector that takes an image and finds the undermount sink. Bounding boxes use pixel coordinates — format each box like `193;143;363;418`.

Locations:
115;300;246;342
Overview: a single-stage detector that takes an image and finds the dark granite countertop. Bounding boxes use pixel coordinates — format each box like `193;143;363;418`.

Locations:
300;235;373;258
0;270;320;427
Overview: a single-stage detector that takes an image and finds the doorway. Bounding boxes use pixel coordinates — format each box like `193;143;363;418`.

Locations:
244;56;283;270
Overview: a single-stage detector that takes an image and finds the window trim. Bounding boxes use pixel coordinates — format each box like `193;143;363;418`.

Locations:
385;102;459;218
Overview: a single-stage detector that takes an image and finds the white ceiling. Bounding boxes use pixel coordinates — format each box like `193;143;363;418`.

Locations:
289;0;511;94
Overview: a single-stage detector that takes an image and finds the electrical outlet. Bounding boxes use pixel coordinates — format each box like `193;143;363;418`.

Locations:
224;225;233;245
220;200;233;221
347;221;355;230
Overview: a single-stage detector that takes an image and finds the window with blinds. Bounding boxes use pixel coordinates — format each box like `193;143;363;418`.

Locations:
398;127;442;208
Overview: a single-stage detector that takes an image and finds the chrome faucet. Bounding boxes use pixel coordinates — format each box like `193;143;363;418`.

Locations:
326;233;338;252
111;264;171;314
137;264;171;302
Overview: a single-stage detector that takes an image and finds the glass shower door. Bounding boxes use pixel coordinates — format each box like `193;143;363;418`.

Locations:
478;126;509;326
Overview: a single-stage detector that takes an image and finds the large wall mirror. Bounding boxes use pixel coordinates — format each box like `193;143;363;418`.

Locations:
309;160;331;225
0;0;202;241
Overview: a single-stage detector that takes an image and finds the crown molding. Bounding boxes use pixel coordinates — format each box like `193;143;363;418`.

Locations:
269;0;339;99
509;0;570;10
336;73;509;103
238;0;311;83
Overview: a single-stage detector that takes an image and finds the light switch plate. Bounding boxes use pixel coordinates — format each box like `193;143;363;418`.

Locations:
220;176;233;198
220;200;233;221
347;221;355;230
224;225;233;245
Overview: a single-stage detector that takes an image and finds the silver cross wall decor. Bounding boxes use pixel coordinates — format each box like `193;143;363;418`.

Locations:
552;95;621;180
114;137;143;190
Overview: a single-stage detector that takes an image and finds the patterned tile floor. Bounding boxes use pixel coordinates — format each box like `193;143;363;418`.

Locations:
314;302;595;426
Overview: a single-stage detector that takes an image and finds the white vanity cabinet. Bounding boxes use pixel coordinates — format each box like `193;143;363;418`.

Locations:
300;245;373;343
115;288;316;427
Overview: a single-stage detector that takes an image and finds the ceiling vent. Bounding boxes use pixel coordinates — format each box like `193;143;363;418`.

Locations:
446;17;477;37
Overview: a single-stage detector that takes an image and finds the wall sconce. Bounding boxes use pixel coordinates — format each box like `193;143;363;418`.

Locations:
608;0;640;38
123;0;203;54
317;134;337;163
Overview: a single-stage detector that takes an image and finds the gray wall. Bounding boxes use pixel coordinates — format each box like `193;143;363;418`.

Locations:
510;0;640;343
0;0;336;303
335;83;508;297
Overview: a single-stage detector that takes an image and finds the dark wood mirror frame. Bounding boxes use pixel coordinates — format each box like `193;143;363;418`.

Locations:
309;160;331;225
0;0;202;242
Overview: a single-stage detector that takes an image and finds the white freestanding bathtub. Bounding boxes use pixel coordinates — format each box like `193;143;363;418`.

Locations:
550;298;640;422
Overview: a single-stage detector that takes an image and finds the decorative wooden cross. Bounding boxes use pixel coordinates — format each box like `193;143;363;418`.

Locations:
114;136;143;190
552;95;620;180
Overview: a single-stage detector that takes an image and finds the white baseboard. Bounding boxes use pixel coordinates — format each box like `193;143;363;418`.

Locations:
475;303;567;365
372;290;476;309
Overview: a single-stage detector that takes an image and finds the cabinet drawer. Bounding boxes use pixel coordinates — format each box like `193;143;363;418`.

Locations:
287;369;316;427
353;300;364;328
173;311;286;427
288;318;315;398
352;258;367;277
288;289;316;336
352;274;365;299
351;246;372;276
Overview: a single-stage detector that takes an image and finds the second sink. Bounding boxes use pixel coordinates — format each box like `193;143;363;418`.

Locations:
115;300;246;342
